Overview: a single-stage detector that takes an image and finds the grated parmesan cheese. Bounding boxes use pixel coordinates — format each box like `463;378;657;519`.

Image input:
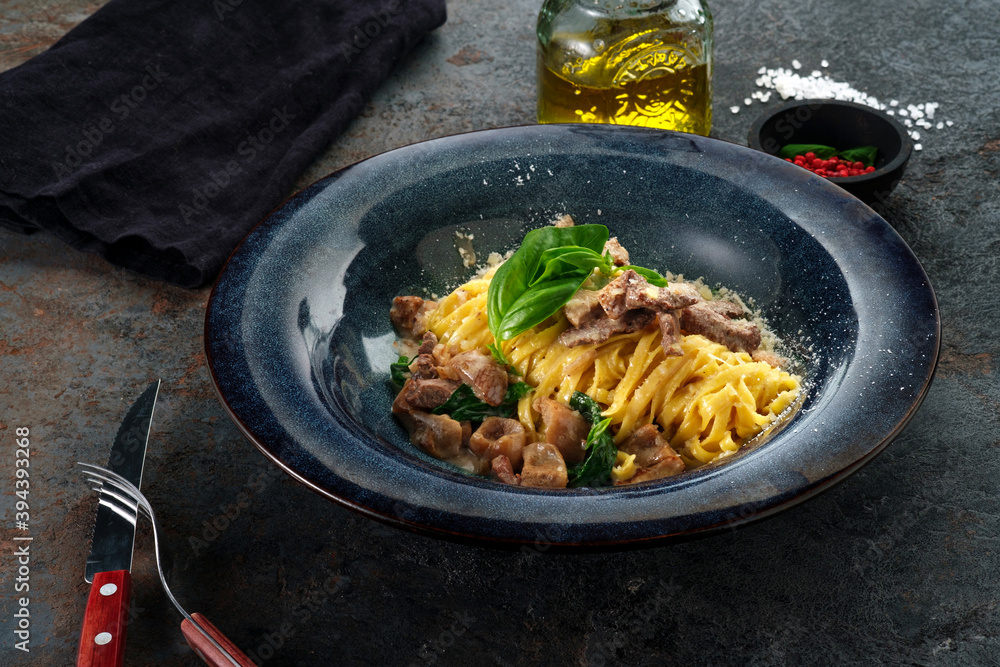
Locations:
454;231;477;268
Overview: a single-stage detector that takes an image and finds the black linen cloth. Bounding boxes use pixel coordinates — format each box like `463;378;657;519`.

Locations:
0;0;446;287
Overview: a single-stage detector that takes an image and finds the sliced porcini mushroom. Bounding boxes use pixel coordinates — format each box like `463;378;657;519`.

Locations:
448;350;508;406
392;389;463;460
405;411;464;460
537;398;589;464
629;458;686;484
469;417;527;470
490;454;520;485
401;377;460;410
617;424;685;483
520;442;568;488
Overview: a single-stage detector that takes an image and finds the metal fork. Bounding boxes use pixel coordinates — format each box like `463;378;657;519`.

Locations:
79;463;255;667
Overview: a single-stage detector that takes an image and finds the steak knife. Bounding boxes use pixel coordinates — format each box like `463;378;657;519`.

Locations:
77;380;160;667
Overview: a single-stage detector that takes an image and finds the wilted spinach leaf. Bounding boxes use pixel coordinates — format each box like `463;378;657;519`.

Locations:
390;355;412;386
567;391;618;488
432;381;533;422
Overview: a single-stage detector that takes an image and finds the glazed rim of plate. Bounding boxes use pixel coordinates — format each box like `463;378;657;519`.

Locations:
205;124;939;549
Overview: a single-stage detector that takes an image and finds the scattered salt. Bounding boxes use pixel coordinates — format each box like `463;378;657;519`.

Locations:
730;105;740;113
914;143;923;150
743;60;953;150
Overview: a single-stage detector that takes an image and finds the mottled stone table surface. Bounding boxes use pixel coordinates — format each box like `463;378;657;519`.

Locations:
2;1;999;665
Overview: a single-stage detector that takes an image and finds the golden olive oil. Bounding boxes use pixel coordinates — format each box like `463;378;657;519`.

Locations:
537;1;714;136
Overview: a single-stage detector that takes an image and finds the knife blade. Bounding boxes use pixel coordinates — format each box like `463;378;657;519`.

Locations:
77;380;160;667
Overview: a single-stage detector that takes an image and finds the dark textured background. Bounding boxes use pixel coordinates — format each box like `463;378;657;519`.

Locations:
1;0;998;665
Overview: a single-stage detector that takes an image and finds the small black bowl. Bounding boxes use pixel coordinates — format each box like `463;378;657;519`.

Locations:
747;99;913;206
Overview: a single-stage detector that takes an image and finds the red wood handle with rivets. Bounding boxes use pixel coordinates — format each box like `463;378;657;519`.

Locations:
181;613;256;666
77;570;131;667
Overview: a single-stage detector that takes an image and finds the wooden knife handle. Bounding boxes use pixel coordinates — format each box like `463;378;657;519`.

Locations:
77;570;132;667
181;612;256;666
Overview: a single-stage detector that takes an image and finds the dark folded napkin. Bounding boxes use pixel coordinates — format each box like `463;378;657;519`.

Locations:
0;0;446;287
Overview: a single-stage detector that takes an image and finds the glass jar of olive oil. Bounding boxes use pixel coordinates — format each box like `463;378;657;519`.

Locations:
537;0;714;135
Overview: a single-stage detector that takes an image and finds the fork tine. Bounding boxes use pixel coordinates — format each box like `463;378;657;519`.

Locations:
80;465;157;529
76;462;252;666
80;464;148;506
82;472;144;528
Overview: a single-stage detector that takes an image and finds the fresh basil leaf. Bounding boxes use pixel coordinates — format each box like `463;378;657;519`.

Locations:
495;275;587;341
431;381;533;422
567;391;618;488
837;145;878;167
487;224;610;345
531;246;609;286
390;355;412;386
620;265;668;287
778;144;838;160
487;342;513;368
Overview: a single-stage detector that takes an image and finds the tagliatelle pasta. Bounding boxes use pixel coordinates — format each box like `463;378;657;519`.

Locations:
425;270;801;469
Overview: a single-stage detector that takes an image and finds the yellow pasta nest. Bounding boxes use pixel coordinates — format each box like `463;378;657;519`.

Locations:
426;274;801;469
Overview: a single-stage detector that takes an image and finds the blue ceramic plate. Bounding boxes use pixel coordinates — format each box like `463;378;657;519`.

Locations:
205;125;939;549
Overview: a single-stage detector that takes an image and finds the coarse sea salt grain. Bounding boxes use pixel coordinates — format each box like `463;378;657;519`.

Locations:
745;60;953;151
